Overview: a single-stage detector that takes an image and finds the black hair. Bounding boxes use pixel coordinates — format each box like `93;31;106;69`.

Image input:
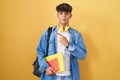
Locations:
56;3;72;13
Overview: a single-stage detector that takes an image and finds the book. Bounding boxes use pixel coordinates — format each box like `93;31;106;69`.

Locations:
47;57;59;72
45;52;64;73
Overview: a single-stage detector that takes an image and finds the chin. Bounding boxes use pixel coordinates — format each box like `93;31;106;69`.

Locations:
60;21;68;25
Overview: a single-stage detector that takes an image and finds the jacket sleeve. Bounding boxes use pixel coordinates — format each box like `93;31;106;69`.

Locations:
37;30;49;73
67;32;87;60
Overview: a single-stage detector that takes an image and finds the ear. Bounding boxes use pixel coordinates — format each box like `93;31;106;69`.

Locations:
70;13;72;19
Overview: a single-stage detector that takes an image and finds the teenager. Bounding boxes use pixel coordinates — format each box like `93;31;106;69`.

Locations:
37;3;87;80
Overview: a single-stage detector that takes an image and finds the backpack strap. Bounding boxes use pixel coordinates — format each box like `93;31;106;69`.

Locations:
45;27;52;57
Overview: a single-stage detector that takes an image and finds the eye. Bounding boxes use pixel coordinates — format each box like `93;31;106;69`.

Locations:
59;12;63;15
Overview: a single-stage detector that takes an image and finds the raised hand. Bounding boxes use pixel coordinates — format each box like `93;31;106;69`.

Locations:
56;32;69;47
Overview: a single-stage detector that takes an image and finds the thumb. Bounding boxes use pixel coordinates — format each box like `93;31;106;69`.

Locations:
50;67;55;73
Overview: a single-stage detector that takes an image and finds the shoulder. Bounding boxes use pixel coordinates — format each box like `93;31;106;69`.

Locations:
69;27;82;36
41;29;47;37
41;26;57;37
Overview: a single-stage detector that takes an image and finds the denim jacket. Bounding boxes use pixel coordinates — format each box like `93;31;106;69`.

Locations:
37;26;87;80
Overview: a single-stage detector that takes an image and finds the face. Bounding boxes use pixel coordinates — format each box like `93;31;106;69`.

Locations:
57;11;72;26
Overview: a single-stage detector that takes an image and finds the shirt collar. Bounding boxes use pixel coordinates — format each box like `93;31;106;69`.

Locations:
57;24;70;32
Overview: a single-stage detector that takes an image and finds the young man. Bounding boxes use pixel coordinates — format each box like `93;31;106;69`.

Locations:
37;3;87;80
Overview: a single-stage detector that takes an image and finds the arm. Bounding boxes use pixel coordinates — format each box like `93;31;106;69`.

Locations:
37;30;49;73
37;30;56;75
57;31;87;60
67;32;87;60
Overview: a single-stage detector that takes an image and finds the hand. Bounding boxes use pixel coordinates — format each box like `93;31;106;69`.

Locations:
45;67;56;76
57;32;69;47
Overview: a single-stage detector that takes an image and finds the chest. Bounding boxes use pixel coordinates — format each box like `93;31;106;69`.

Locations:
57;31;70;41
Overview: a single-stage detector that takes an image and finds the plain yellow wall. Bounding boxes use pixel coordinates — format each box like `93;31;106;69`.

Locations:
0;0;120;80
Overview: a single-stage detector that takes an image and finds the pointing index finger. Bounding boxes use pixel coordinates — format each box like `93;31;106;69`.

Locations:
56;32;63;37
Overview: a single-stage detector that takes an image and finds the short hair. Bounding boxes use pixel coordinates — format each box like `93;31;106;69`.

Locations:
56;3;72;13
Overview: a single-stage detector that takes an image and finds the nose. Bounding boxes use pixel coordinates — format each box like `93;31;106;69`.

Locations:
62;13;66;18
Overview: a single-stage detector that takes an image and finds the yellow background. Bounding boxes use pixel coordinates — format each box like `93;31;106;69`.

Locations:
0;0;120;80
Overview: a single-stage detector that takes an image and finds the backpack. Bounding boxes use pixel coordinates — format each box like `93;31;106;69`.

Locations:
33;27;52;77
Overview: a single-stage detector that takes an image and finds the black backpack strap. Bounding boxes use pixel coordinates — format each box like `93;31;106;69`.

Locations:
45;27;52;57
